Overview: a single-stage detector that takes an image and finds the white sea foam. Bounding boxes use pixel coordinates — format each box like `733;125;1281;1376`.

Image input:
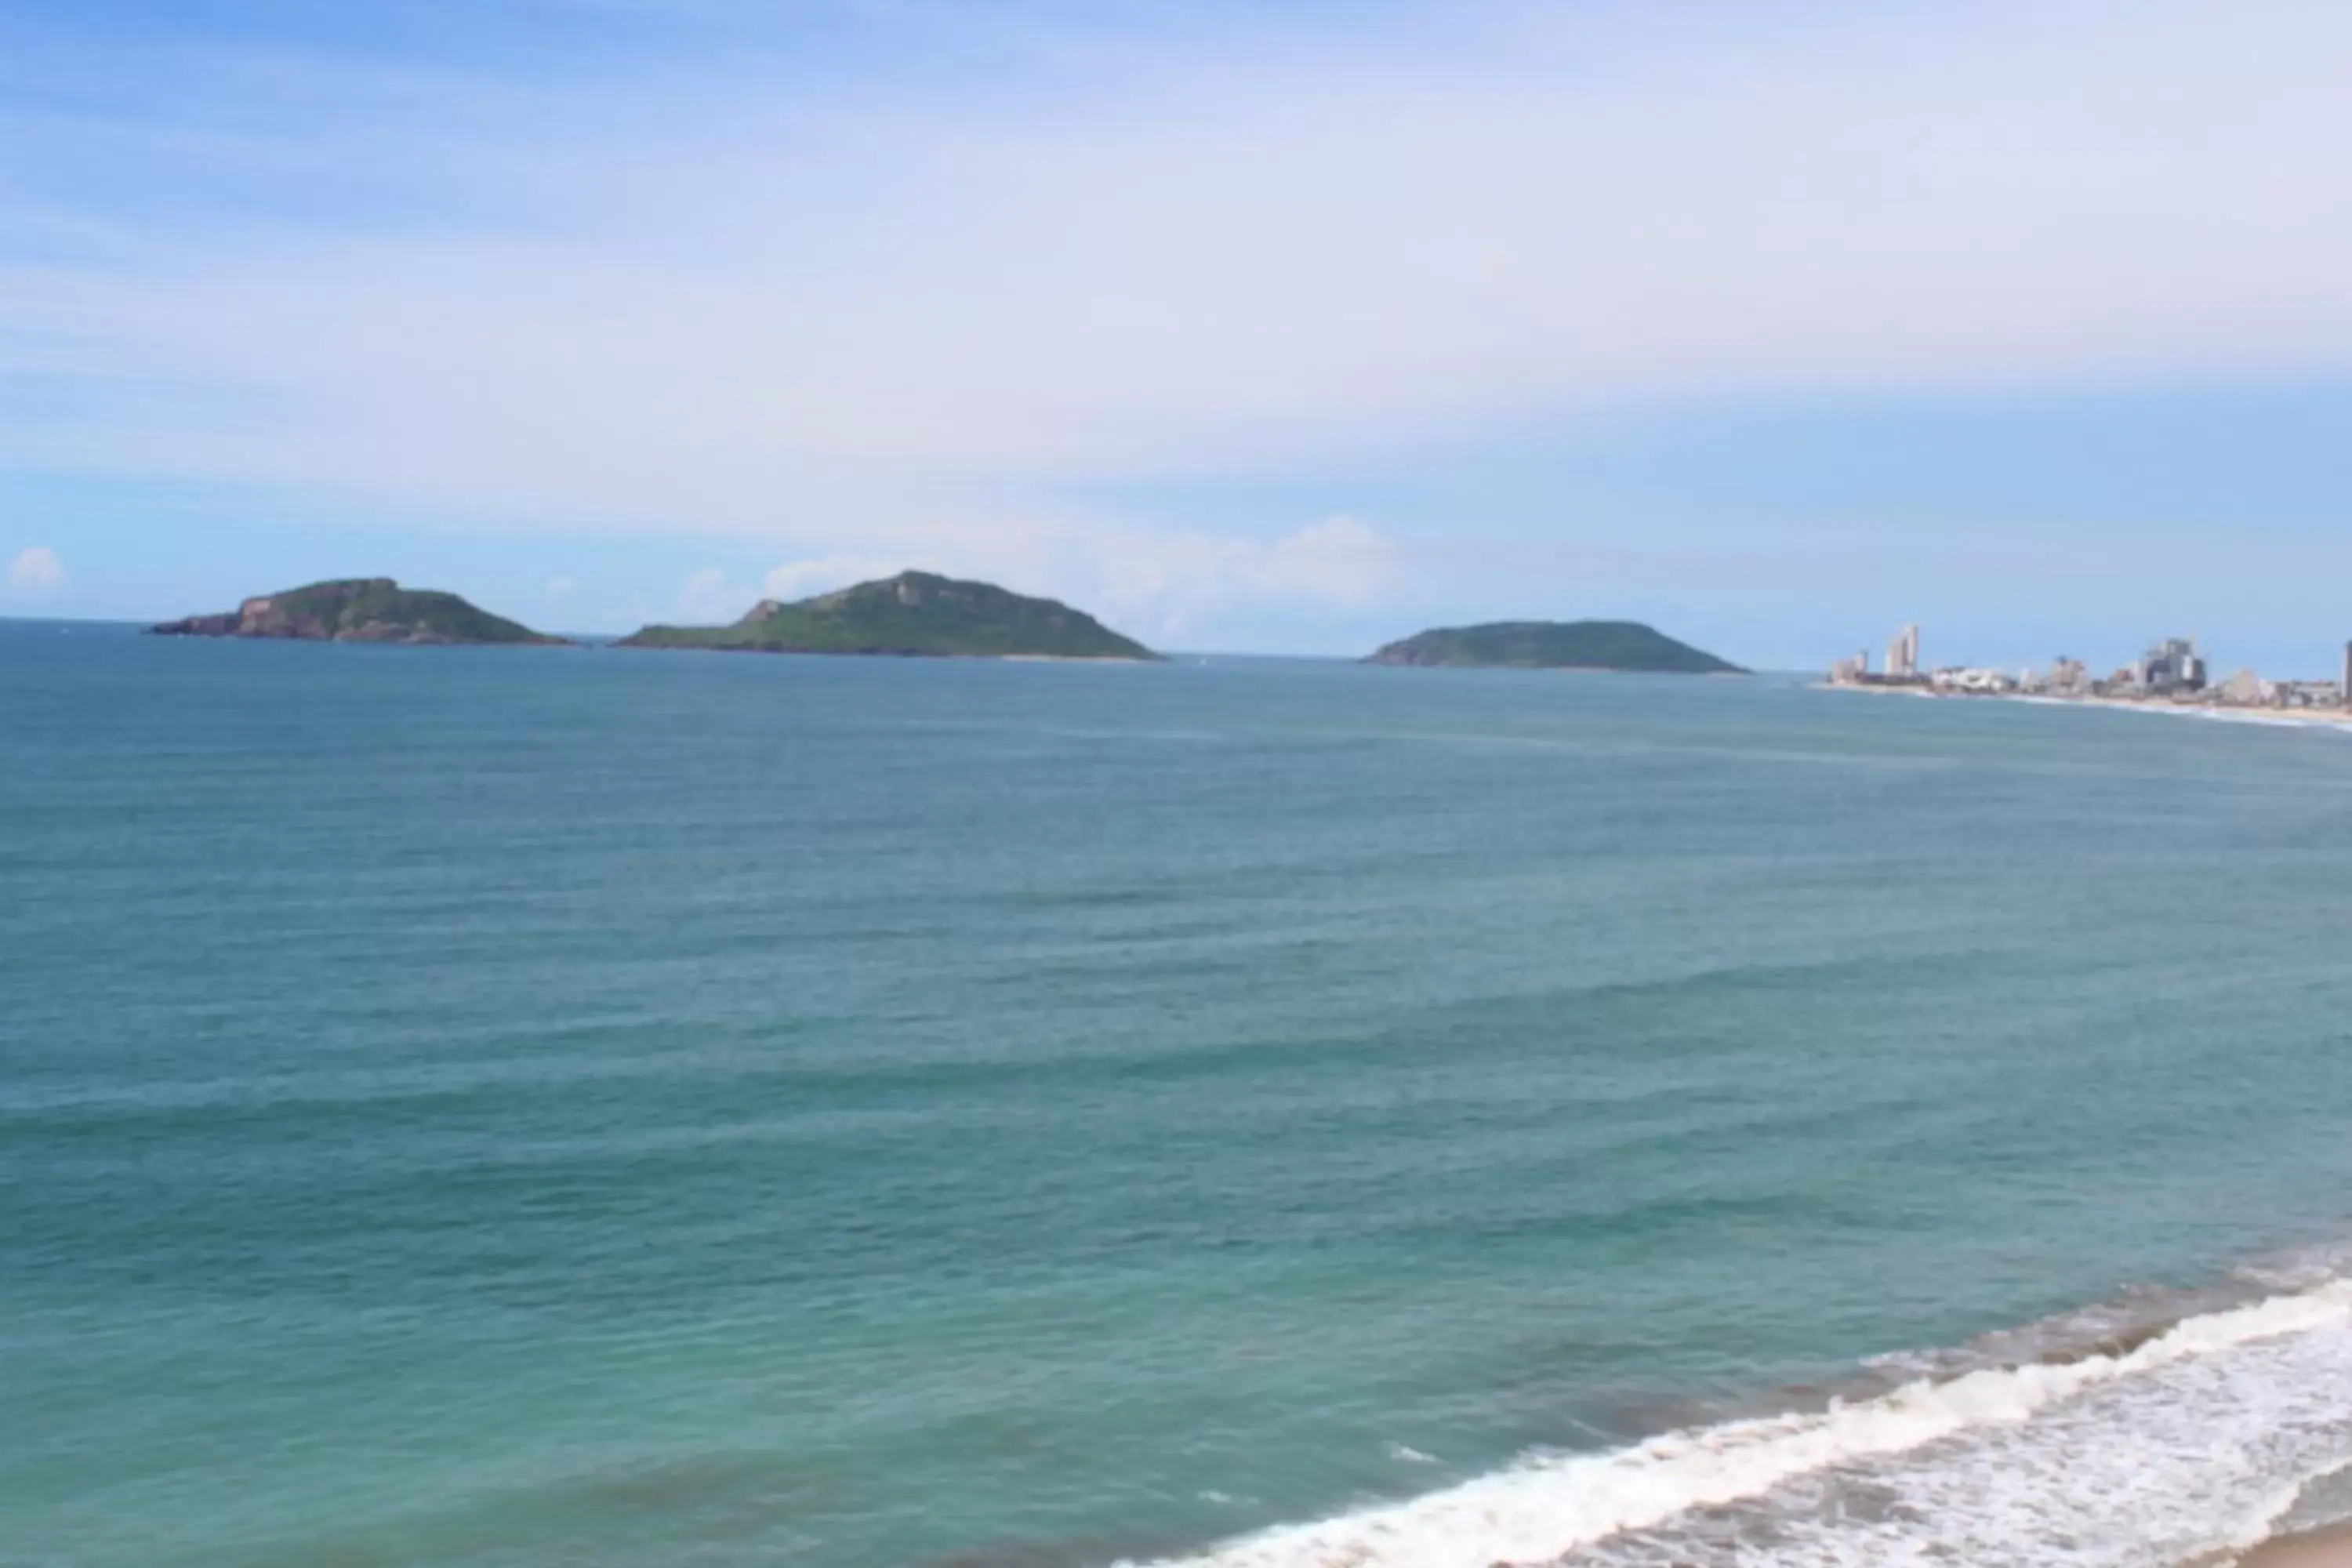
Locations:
1140;1279;2352;1568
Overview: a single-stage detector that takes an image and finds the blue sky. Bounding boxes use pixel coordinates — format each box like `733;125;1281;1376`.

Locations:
6;1;2352;670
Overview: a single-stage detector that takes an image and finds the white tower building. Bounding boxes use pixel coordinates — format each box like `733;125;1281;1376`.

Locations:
1886;624;1920;679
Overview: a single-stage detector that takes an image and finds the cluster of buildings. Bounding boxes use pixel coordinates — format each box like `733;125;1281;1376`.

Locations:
1828;629;2352;711
1829;623;1922;686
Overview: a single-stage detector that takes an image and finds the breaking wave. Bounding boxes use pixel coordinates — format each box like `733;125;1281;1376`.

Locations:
1138;1261;2352;1568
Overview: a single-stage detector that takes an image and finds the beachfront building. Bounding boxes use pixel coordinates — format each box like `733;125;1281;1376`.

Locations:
1929;666;2018;694
2139;637;2206;695
2275;681;2342;709
1826;627;1928;688
1886;624;1921;680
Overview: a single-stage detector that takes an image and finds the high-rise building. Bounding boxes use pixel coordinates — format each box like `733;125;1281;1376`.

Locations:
1886;624;1921;680
2140;636;2205;695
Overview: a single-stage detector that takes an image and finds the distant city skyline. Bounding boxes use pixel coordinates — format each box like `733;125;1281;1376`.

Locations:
1831;624;2352;714
7;2;2352;668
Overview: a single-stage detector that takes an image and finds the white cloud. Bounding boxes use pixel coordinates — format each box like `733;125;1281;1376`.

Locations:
1079;516;1399;638
762;556;913;601
5;546;65;595
674;567;748;622
545;575;577;600
742;520;1395;641
1255;517;1395;608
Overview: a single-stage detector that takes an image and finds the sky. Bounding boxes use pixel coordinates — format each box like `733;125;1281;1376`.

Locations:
5;0;2352;670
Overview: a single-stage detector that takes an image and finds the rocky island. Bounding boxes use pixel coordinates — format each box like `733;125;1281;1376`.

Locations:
617;571;1157;660
1367;620;1743;673
151;579;566;644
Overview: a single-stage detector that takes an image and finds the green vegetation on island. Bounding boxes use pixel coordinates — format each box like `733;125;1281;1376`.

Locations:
617;571;1157;660
150;579;565;645
1365;620;1743;673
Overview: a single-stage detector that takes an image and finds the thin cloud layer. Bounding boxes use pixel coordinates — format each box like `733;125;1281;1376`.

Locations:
5;546;65;595
6;2;2352;636
666;516;1398;644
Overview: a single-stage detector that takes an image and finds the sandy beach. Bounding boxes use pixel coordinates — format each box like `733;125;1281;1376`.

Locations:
2045;695;2352;731
1824;681;2352;731
2239;1525;2352;1567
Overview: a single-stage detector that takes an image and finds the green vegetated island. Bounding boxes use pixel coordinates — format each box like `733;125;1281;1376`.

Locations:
617;571;1158;660
146;572;1742;675
150;579;567;644
1365;620;1744;673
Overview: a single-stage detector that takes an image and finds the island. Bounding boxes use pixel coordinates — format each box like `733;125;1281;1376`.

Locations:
616;571;1157;660
150;579;566;644
1365;619;1744;673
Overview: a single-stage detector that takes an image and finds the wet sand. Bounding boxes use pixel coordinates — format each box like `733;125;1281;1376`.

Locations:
2238;1523;2352;1566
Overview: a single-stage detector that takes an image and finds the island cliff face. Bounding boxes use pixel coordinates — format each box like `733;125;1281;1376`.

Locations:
151;579;565;645
1366;620;1743;673
617;571;1157;660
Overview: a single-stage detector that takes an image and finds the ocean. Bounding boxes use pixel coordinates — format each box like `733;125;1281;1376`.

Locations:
8;619;2352;1567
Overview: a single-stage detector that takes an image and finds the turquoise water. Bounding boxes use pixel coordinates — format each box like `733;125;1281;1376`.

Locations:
9;621;2352;1566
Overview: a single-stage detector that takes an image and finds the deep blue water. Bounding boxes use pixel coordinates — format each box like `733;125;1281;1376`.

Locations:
9;620;2352;1567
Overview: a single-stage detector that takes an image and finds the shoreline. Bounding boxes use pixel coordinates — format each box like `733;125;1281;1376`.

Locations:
1142;1239;2352;1568
1821;681;2352;732
2241;1524;2352;1567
